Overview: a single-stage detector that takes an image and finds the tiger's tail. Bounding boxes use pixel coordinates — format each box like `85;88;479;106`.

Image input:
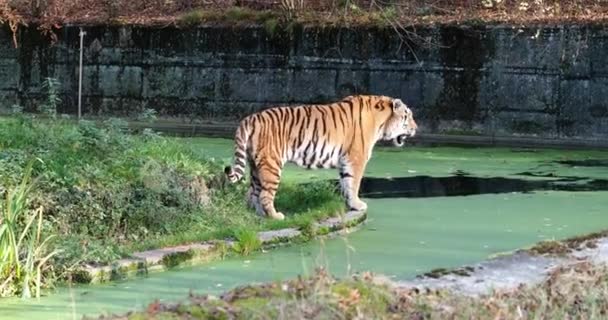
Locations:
224;119;252;183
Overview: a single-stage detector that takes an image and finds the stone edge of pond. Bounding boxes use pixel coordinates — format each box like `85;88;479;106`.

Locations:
397;233;608;297
70;210;367;284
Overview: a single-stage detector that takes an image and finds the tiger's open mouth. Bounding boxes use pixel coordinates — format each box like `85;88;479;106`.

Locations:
392;134;408;147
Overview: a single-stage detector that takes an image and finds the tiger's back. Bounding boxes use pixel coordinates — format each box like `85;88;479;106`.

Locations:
225;95;417;220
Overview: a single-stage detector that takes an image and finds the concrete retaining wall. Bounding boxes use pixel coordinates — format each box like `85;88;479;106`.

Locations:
1;23;607;140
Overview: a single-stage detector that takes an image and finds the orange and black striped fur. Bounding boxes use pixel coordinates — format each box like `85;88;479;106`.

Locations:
224;95;418;220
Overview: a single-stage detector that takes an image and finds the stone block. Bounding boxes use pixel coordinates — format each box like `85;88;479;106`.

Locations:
216;69;261;102
479;73;558;113
559;78;608;138
132;243;213;265
83;97;144;116
492;27;561;71
559;27;592;78
185;67;216;99
255;69;291;103
559;79;590;137
0;90;18;111
142;66;186;98
98;65;142;97
420;71;444;113
0;60;20;90
0;30;18;59
211;101;264;119
297;28;342;59
257;228;301;243
339;29;373;61
291;69;337;103
369;70;423;106
493;111;557;137
336;69;370;98
589;29;608;76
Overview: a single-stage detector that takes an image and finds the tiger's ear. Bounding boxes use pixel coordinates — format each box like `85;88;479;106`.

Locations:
392;99;407;115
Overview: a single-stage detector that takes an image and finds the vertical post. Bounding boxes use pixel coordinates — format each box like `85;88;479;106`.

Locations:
78;28;86;120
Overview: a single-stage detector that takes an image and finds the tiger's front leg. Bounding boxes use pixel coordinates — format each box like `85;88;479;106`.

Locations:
338;157;368;212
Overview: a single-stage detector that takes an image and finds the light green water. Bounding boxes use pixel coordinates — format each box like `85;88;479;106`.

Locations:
2;140;608;319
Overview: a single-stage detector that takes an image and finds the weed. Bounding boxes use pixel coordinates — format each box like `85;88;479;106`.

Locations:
137;108;158;124
40;77;61;118
232;228;261;256
296;218;316;240
162;251;194;268
10;104;23;114
263;17;280;36
214;241;230;260
178;9;205;26
0;160;61;298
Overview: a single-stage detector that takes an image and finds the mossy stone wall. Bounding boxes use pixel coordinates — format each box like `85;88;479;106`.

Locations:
1;24;607;139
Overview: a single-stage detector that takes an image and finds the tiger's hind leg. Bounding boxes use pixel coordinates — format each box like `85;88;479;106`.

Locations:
255;159;285;220
339;156;368;212
246;166;263;216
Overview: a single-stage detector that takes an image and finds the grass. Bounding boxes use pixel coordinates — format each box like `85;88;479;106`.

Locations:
92;261;608;319
0;114;344;297
0;160;61;298
178;7;280;27
232;228;261;256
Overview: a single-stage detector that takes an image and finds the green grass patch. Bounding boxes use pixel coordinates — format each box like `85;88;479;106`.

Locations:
0;114;345;296
232;228;261;256
178;7;281;27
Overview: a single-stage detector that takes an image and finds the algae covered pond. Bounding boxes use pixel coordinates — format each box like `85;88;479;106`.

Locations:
3;139;608;319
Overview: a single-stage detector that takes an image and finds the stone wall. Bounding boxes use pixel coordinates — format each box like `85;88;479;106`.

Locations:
1;23;607;140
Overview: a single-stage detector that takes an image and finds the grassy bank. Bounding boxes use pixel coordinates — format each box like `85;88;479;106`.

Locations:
0;115;344;297
93;261;608;319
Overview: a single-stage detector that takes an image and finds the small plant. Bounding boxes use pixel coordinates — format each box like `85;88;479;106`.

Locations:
0;160;61;298
225;7;256;21
280;0;303;19
137;108;158;124
232;228;261;256
178;9;205;26
40;77;61;119
215;241;230;260
10;104;23;114
141;128;161;141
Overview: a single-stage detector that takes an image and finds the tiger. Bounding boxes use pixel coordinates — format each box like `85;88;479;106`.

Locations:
224;95;418;220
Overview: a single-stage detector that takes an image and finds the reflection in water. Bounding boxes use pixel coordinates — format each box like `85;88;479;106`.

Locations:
355;175;608;198
555;159;608;167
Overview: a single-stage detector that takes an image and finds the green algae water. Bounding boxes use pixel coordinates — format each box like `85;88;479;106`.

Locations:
3;140;608;319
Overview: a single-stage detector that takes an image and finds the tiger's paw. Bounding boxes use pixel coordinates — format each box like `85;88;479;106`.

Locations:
349;199;368;212
269;211;285;220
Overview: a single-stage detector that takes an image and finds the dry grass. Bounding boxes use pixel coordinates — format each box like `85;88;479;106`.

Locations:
3;0;608;28
2;0;607;48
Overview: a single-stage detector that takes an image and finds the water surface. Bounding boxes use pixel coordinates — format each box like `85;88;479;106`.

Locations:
3;141;608;319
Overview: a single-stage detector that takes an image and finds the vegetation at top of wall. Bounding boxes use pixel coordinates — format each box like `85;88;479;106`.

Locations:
0;82;345;297
93;260;608;320
2;1;608;46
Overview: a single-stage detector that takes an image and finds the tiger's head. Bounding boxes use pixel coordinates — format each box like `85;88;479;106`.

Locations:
381;98;418;147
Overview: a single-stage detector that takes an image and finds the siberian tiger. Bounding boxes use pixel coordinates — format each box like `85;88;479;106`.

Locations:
224;95;417;220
